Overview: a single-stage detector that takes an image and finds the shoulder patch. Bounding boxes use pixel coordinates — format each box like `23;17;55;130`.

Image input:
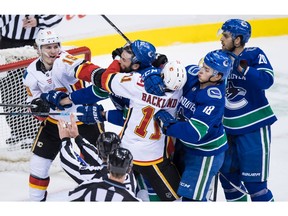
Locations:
207;87;222;99
186;65;200;76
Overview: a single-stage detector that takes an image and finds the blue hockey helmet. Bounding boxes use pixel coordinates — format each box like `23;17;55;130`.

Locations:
220;19;251;44
204;50;232;81
130;40;156;69
107;147;133;175
96;132;121;160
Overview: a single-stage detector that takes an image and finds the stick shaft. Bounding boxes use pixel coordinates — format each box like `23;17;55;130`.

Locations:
100;15;131;44
0;103;37;108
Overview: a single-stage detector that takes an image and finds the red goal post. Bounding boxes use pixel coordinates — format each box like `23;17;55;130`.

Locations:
0;46;91;172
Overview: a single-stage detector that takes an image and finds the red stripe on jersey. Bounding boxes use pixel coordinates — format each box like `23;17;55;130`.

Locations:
101;60;121;91
76;62;100;82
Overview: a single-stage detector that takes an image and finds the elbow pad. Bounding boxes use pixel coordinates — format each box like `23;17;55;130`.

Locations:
91;68;106;88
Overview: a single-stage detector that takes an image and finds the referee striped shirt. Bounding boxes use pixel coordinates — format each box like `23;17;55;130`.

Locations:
69;177;142;202
60;136;138;193
0;15;64;40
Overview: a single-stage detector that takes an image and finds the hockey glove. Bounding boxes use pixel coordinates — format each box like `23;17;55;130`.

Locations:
76;104;105;124
140;67;165;96
152;53;168;68
30;98;50;120
112;47;123;60
40;90;71;111
224;51;247;75
154;110;177;134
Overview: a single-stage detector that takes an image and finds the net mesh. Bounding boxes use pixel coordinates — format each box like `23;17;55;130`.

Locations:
0;46;40;171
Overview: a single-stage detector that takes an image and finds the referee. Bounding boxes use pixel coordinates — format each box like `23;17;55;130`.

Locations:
69;147;142;202
0;15;64;147
0;15;64;48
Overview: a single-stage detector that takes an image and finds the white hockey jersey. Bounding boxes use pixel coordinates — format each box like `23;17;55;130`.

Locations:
23;51;90;122
104;72;182;165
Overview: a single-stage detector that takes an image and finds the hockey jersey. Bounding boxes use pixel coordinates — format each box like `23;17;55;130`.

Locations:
224;47;277;135
23;51;90;122
165;65;228;156
101;61;182;165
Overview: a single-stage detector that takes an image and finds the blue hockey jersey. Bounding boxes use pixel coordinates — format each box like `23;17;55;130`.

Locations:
166;65;228;156
224;47;277;135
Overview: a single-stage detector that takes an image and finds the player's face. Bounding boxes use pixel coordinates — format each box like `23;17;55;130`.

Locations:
198;63;214;83
220;32;234;51
40;43;61;66
119;49;133;72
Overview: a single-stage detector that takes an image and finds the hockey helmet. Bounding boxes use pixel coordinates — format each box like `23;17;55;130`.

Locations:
219;19;251;44
96;132;121;160
161;60;187;90
35;29;61;47
130;40;156;69
204;50;232;81
107;147;133;175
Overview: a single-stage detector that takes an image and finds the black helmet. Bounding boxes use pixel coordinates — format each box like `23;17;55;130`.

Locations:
96;132;121;160
107;147;133;175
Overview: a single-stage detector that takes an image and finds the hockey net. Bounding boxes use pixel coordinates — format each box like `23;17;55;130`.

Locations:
0;45;92;172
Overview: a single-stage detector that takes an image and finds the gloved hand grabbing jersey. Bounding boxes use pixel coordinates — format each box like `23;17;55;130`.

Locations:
40;90;71;110
224;51;248;75
76;104;105;124
152;53;168;68
154;110;177;134
140;67;165;96
112;47;123;60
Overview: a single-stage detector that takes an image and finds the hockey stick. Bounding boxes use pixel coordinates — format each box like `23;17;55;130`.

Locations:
219;172;250;195
0;103;37;108
212;173;219;201
0;112;83;116
100;15;131;44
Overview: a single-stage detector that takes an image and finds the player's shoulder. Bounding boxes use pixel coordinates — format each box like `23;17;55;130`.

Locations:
185;64;200;76
26;57;40;71
242;46;267;57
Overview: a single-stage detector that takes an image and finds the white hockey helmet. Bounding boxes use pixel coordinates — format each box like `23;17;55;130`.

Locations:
161;60;187;91
35;29;61;47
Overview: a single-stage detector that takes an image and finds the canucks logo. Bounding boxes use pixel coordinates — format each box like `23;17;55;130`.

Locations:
225;81;247;110
207;87;222;99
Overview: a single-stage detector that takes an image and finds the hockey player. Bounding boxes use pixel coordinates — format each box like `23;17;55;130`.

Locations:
218;19;277;201
83;59;187;201
23;29;104;201
57;114;137;193
39;40;172;200
153;50;232;201
68;147;141;201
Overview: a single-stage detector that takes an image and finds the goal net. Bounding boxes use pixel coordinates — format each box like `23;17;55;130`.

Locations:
0;45;92;172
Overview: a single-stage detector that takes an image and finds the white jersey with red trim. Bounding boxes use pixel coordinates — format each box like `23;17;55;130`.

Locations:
23;51;90;122
104;72;182;165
